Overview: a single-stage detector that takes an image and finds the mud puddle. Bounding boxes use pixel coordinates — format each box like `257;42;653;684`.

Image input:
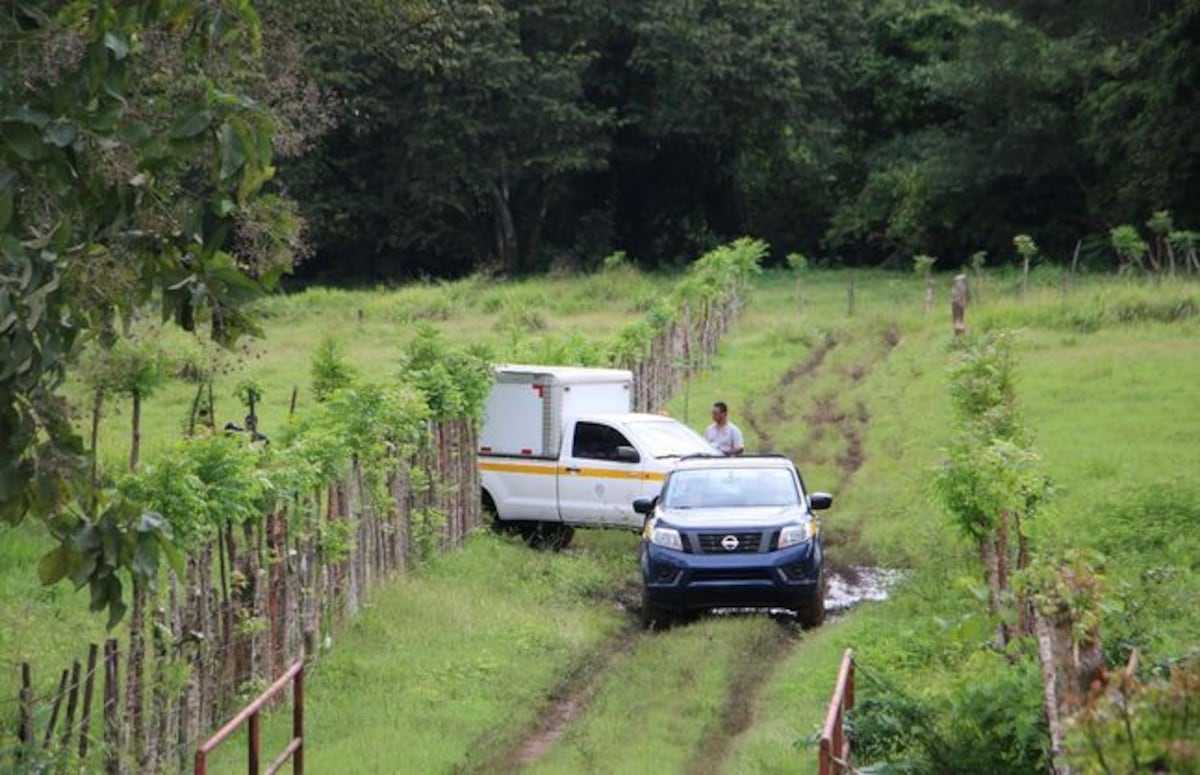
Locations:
703;564;903;620
825;564;904;614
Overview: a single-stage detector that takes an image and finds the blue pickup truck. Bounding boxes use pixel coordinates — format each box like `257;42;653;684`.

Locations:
634;454;832;629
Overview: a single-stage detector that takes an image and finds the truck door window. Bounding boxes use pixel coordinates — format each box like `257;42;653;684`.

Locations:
573;422;637;462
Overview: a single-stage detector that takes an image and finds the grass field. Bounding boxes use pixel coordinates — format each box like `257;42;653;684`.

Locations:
4;264;1198;773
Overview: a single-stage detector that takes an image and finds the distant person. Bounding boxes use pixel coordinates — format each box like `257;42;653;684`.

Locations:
704;401;744;456
244;414;269;444
225;415;269;444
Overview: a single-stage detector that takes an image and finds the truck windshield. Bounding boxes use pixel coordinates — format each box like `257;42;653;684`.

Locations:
626;420;715;459
663;468;801;509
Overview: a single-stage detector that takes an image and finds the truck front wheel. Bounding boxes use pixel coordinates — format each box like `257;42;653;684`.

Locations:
483;491;516;536
640;587;673;631
794;568;827;629
521;521;574;550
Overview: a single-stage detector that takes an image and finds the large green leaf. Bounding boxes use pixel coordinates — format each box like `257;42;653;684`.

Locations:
37;543;70;585
132;532;159;580
0;107;48;128
91;105;123;132
218;121;246;180
103;30;130;60
117;120;152;146
43;119;77;148
170;108;212;139
0;121;45;161
0;293;15;334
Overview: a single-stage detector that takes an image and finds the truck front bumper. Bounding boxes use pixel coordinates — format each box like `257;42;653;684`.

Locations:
640;539;822;612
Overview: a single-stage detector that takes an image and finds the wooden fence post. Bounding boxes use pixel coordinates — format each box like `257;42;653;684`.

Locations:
951;274;968;337
18;662;34;761
79;643;99;759
103;638;119;775
60;659;81;750
43;668;68;748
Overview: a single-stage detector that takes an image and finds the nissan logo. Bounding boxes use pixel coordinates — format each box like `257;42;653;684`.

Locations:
721;535;739;551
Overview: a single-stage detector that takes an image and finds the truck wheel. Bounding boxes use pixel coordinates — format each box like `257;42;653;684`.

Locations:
640;588;673;631
548;524;574;550
519;521;574;550
795;569;827;629
483;491;514;535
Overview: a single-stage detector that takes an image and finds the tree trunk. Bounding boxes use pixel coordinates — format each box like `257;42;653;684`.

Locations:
526;184;549;267
125;581;147;768
91;388;104;489
490;177;518;273
188;383;204;437
995;511;1011;648
1015;513;1033;637
207;380;215;429
130;390;141;472
1034;612;1072;775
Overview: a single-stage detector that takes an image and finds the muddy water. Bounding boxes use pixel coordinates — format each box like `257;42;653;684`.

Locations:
825;565;905;614
705;565;903;619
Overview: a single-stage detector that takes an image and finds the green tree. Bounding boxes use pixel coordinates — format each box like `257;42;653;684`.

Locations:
284;0;611;278
311;335;358;402
829;1;1087;264
1079;0;1200;224
2;0;322;618
1013;234;1038;295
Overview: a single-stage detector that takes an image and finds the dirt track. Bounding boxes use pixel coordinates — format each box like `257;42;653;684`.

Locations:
473;322;903;772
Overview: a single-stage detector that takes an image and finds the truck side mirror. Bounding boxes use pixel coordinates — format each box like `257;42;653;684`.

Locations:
614;445;640;463
633;497;655;515
809;492;833;510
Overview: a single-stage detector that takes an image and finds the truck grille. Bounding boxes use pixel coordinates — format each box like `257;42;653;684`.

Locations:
696;532;763;553
691;568;774;582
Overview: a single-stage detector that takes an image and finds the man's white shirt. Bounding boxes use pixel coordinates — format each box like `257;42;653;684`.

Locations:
704;422;744;456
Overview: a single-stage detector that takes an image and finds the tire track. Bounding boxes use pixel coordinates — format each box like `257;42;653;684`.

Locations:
463;587;643;775
758;322;901;488
744;333;839;451
469;325;903;774
683;622;799;775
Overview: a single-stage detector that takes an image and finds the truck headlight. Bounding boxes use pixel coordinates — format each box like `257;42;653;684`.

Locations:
777;522;815;549
649;525;683;551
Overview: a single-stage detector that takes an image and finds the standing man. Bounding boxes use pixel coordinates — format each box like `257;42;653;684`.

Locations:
704;401;744;456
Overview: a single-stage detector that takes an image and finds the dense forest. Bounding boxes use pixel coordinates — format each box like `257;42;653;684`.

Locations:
273;0;1200;279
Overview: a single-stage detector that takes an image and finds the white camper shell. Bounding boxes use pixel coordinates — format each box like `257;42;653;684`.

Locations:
478;366;633;458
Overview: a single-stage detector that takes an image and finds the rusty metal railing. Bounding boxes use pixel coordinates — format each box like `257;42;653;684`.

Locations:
195;659;304;775
818;649;854;775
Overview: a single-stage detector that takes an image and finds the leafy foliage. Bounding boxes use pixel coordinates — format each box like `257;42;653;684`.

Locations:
1066;657;1200;775
311;335;358;402
399;324;494;421
1;0;322;524
852;655;1049;775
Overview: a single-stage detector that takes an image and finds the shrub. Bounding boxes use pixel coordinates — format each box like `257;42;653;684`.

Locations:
851;655;1049;775
311;336;357;402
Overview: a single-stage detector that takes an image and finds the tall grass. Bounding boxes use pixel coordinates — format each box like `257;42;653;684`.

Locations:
523;616;790;775
203;531;633;775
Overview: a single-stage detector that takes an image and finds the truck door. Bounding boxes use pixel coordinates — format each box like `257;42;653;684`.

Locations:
557;421;653;527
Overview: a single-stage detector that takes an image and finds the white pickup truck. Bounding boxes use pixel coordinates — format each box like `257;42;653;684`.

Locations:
478;365;715;547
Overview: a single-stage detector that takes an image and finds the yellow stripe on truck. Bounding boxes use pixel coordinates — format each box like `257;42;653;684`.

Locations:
478;460;666;482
